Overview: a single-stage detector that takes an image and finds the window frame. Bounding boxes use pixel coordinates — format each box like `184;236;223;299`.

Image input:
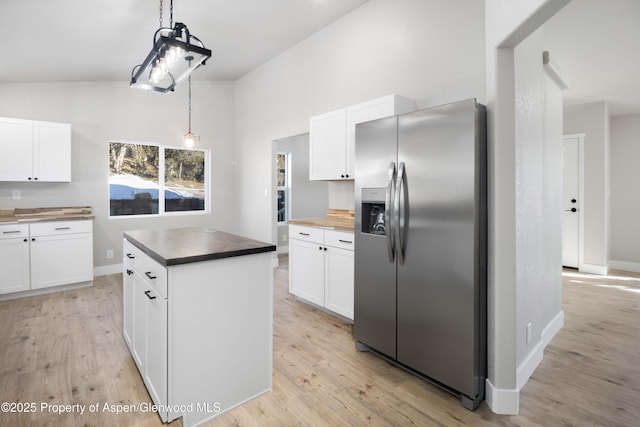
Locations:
108;140;211;219
276;151;291;225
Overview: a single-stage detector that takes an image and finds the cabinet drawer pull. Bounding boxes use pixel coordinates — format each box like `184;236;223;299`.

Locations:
126;253;135;259
145;272;157;280
299;232;310;236
144;290;156;300
338;239;353;244
126;269;133;276
2;230;21;234
54;227;71;231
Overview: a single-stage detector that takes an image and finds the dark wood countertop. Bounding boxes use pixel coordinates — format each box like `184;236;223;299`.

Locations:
124;227;276;267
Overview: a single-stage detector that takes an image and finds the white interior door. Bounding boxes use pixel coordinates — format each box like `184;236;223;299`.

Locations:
562;136;580;268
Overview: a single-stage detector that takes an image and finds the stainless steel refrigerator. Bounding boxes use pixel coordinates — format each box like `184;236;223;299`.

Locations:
354;98;487;410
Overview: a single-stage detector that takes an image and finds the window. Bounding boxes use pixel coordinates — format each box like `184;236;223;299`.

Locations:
276;152;290;224
109;142;208;217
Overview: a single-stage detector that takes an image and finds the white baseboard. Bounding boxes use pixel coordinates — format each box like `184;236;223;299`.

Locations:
542;310;564;347
516;340;543;390
579;262;608;275
487;310;564;415
485;379;519;415
608;259;640;274
94;263;122;277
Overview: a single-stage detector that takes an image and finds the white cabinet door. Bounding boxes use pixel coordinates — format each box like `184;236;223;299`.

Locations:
143;282;168;422
289;238;325;306
30;233;93;289
132;273;146;370
33;121;71;182
0;117;33;181
324;246;354;320
309;108;347;180
122;265;135;351
0;237;30;294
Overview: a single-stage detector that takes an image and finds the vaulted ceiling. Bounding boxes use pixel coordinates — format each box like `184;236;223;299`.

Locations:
1;0;638;116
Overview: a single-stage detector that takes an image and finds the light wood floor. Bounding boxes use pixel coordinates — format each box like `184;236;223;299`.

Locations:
0;260;638;426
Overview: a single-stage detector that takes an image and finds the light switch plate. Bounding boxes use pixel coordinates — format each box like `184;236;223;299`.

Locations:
12;190;21;200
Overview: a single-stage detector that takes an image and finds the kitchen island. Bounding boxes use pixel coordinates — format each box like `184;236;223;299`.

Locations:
122;227;275;427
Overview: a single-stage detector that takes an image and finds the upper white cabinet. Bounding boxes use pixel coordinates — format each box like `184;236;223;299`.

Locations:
0;117;71;182
309;95;416;181
309;108;348;180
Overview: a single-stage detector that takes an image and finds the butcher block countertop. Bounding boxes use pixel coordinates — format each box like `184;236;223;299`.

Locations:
124;227;276;266
288;209;355;232
0;206;94;223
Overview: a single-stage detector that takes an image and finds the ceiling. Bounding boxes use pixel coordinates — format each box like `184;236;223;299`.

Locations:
544;0;640;116
0;0;370;82
0;0;638;116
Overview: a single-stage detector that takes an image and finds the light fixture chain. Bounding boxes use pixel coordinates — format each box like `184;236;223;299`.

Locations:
159;0;163;28
188;75;192;132
170;0;174;28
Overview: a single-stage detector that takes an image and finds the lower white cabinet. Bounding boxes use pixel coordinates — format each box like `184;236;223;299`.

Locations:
0;224;30;294
123;238;169;421
0;220;93;296
30;221;93;290
289;224;354;320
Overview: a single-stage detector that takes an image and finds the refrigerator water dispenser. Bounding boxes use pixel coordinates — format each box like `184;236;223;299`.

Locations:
361;188;386;235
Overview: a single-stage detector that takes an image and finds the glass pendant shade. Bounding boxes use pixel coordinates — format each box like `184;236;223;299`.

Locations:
182;131;199;150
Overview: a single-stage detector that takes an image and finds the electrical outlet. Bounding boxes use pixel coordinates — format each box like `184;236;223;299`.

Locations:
12;190;21;200
526;322;532;344
106;249;114;259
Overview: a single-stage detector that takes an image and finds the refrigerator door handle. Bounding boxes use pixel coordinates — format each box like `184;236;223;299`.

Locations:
385;162;396;262
395;161;407;265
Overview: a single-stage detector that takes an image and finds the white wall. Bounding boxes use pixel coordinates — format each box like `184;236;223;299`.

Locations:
563;101;610;272
0;81;236;272
234;0;486;243
610;114;640;271
484;0;570;415
274;133;328;250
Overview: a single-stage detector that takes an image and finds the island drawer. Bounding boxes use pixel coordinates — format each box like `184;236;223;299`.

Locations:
123;238;167;298
289;224;323;243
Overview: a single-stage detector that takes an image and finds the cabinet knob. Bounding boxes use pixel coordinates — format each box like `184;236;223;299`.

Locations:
340;174;345;178
34;177;38;181
31;238;35;241
28;177;32;180
23;238;28;242
318;246;323;250
345;174;349;178
324;247;327;251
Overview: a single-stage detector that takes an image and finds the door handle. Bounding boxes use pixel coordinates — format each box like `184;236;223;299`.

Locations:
126;253;135;259
565;208;577;212
395;162;408;265
144;290;156;300
145;272;157;280
385;162;396;263
126;269;133;276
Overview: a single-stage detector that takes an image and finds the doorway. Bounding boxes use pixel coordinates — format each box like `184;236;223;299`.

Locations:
562;133;585;269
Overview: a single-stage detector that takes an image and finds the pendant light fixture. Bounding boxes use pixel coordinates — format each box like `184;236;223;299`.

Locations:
130;0;212;94
182;72;199;150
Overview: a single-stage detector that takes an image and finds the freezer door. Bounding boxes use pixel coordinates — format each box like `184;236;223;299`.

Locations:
353;116;398;359
396;99;486;398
